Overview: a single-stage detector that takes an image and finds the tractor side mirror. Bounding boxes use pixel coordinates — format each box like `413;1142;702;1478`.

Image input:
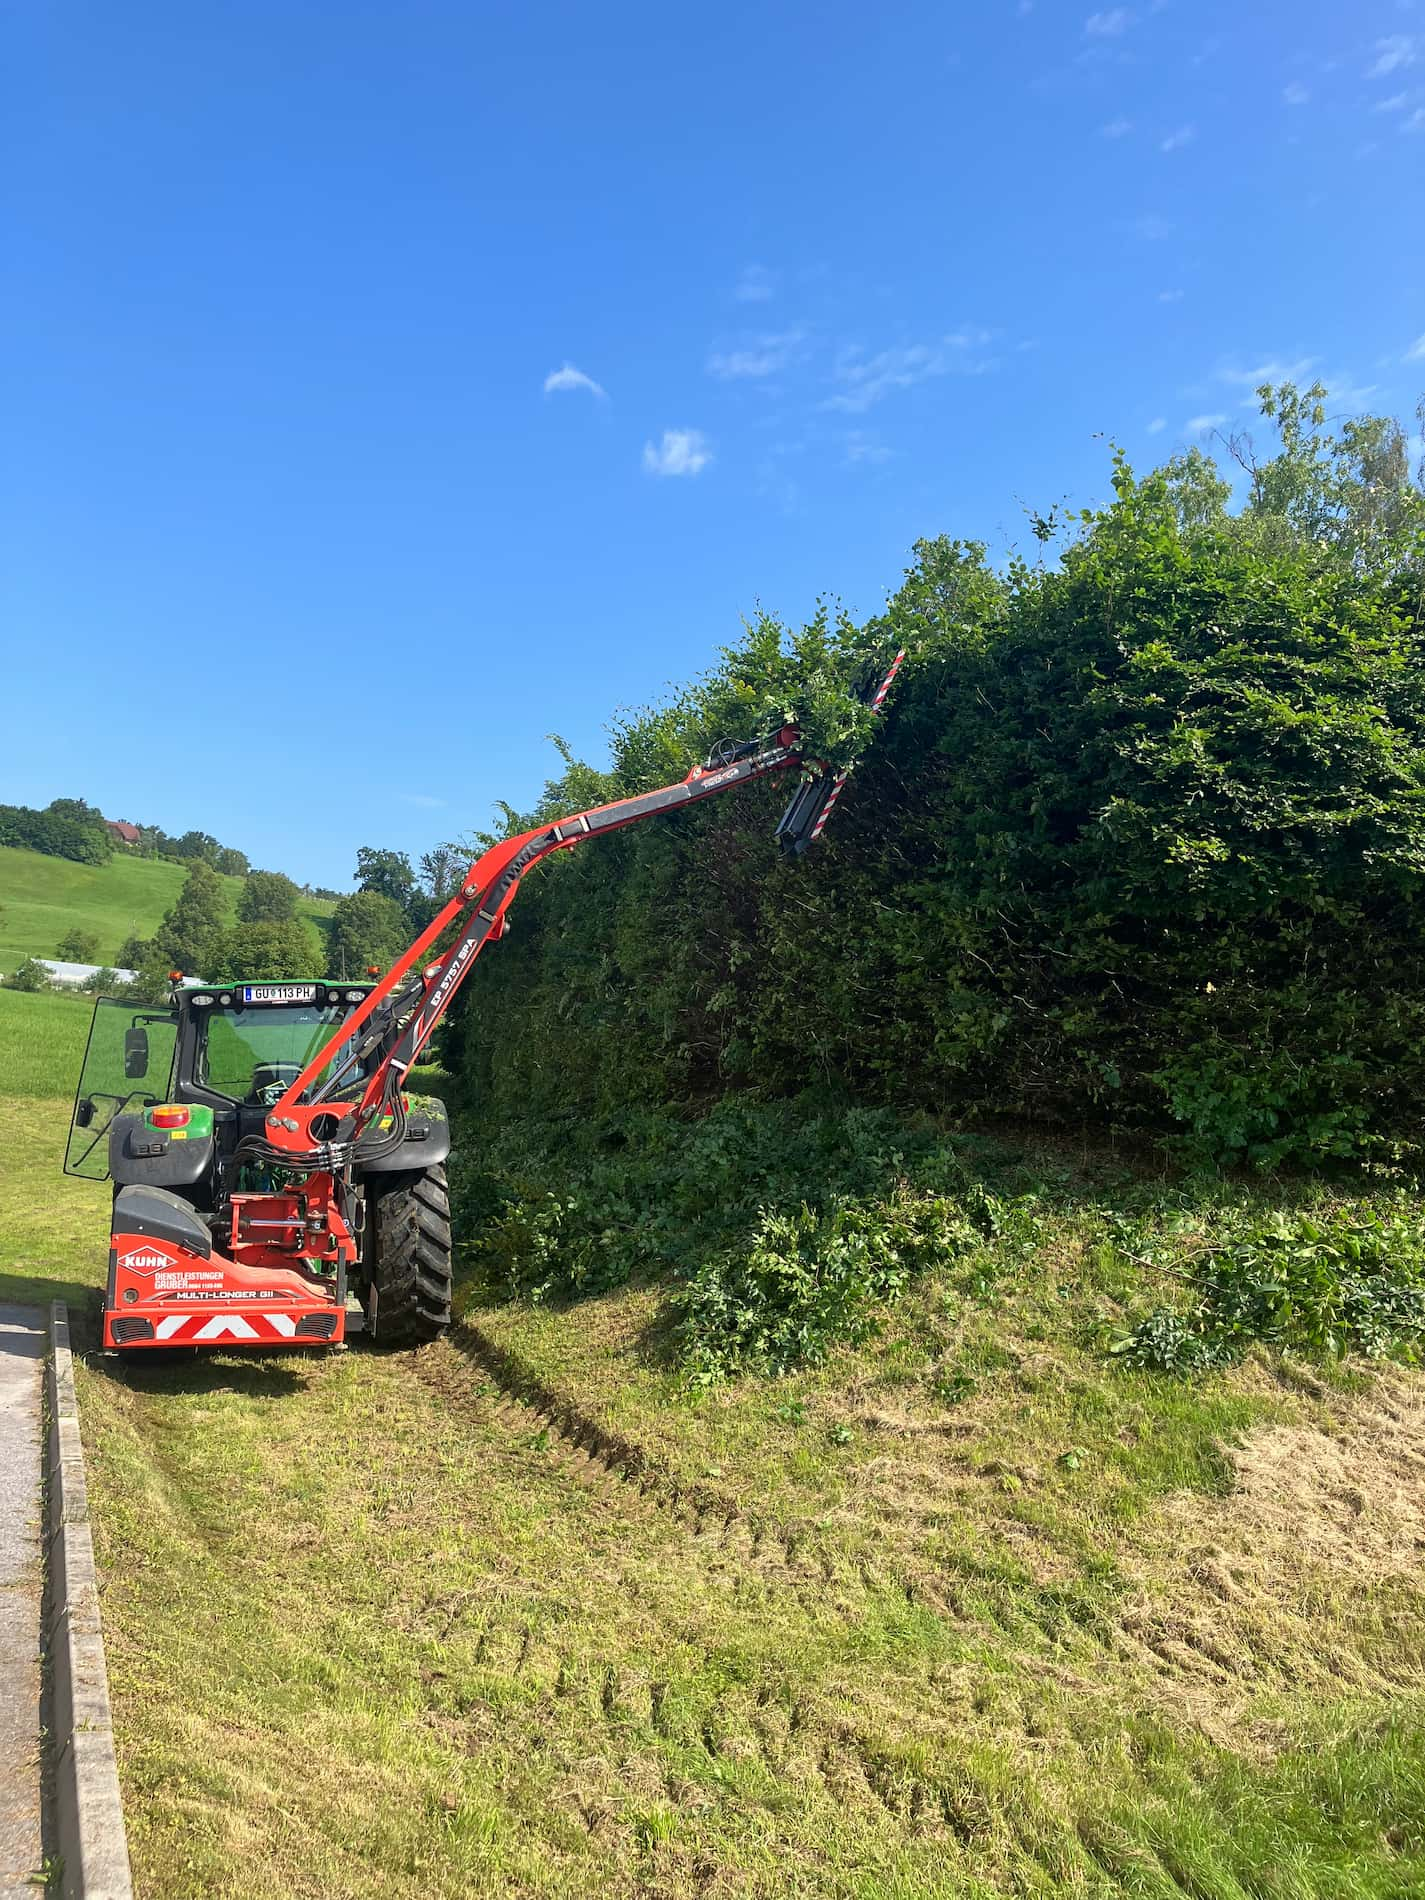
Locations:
123;1026;149;1079
75;1097;96;1128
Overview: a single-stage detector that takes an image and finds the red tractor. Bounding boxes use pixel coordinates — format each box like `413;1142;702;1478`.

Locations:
65;653;903;1355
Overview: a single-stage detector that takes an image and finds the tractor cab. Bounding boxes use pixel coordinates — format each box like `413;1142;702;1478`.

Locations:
173;979;376;1115
65;980;376;1182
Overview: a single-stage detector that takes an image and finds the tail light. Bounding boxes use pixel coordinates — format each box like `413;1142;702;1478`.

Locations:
150;1105;191;1129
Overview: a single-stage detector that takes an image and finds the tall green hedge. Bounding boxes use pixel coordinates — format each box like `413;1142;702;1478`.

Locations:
449;409;1425;1165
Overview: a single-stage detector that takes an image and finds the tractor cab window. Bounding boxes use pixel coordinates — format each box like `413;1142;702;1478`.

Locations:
196;1004;358;1105
66;998;179;1180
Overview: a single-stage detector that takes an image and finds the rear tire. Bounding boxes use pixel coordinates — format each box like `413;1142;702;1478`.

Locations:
363;1164;453;1346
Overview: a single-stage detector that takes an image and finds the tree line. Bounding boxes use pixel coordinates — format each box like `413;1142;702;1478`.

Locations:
0;792;353;896
76;842;469;995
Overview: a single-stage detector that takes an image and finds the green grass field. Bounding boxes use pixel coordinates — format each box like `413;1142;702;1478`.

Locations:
3;1002;1425;1895
0;843;335;973
0;985;94;1098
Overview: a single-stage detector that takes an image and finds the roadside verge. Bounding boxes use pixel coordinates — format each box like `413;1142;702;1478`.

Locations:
45;1302;133;1900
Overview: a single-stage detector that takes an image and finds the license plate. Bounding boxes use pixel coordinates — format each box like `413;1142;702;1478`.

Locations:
242;984;317;1005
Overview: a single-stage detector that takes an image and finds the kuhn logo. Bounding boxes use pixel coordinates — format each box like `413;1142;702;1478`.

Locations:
119;1247;168;1274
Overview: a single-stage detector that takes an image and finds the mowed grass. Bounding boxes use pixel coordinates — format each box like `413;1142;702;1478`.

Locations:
4;1012;1425;1894
0;985;94;1099
0;1091;110;1309
0;842;335;972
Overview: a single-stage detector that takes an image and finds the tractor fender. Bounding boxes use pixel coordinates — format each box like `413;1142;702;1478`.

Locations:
109;1112;215;1190
359;1097;452;1174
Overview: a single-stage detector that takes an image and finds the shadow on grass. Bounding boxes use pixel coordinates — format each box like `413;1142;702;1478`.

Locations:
0;1270;103;1317
629;1289;689;1375
87;1347;308;1400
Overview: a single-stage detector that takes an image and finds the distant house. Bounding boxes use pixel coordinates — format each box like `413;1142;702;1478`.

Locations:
106;820;141;846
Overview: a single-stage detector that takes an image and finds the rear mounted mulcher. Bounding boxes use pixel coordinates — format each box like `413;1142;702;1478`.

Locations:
105;1184;346;1350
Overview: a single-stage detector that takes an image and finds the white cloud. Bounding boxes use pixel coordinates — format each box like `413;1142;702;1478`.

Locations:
1374;91;1410;111
1407;335;1425;362
642;429;712;478
1157;287;1184;302
1101;117;1133;136
543;363;607;399
844;431;894;465
1160;123;1196;152
824;332;996;413
1319;377;1379;409
1216;356;1316;387
1085;8;1133;36
706;331;804;379
1146;416;1167;433
733;265;775;303
1406;106;1425;132
1186;413;1227;435
1368;35;1417;78
1282;82;1311;105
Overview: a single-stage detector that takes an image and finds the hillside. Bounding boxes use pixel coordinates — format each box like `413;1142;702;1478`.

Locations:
0;842;336;973
1;986;1423;1897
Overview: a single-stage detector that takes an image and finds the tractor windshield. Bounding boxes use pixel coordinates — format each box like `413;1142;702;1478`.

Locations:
197;1004;357;1105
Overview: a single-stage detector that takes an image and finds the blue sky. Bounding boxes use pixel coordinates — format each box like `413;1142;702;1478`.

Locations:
3;0;1422;889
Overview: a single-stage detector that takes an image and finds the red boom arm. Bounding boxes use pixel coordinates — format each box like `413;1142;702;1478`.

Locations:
262;650;903;1164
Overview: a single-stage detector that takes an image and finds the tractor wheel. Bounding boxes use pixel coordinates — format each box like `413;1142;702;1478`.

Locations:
363;1164;453;1347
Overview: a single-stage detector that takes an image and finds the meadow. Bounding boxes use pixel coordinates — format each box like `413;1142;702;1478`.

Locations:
2;981;1423;1896
0;842;334;973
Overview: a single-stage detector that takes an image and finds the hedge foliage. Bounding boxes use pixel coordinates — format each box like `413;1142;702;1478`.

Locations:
448;389;1425;1167
453;1098;1019;1379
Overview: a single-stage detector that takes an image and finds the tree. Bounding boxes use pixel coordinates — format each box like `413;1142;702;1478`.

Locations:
355;846;416;911
153;861;228;975
46;796;102;825
215;847;250;877
328;890;409;978
419;845;464;906
126;958;181;1005
172;830;221;865
1159;446;1232;533
237;870;300;924
0;802;111;865
1225;378;1425;569
80;966;127;995
213;919;325;981
116;933;152;970
6;958;50;992
55;928;101;962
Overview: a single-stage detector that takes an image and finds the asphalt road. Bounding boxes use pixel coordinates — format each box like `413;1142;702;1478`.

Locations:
0;1305;43;1895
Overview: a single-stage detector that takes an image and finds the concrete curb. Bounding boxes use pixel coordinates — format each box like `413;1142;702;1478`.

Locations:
45;1303;134;1900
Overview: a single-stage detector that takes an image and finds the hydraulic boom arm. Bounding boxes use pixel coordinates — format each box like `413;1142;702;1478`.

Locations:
261;649;904;1165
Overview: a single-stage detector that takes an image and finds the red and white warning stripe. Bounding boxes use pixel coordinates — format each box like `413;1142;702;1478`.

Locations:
808;647;906;845
147;1311;322;1343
